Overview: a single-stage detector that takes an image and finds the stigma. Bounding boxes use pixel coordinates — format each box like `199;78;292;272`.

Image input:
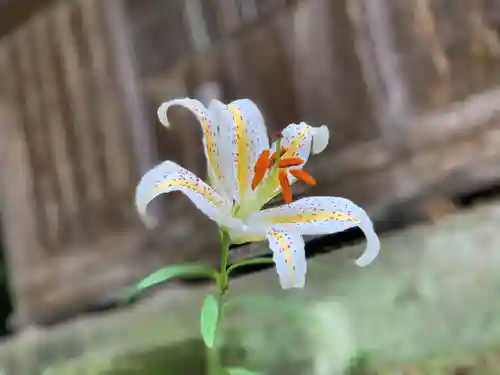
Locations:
251;146;316;204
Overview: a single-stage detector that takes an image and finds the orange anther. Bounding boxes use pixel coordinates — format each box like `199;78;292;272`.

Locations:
252;149;271;189
278;157;304;168
289;168;316;185
270;147;288;164
279;169;292;204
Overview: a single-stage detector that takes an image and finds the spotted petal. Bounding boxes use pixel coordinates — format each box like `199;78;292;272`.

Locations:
248;196;379;267
209;99;270;203
267;228;307;289
157;98;228;198
262;122;329;202
135;160;240;230
276;122;330;161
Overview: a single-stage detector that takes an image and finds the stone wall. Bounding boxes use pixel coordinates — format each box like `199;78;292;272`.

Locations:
0;198;499;374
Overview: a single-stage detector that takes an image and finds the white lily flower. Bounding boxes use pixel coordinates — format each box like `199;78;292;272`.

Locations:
135;98;380;289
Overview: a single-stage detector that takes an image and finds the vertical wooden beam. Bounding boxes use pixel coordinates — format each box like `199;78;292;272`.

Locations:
237;0;258;22
80;0;133;197
0;39;43;328
214;0;241;33
347;0;414;144
183;0;210;52
15;26;63;251
291;0;376;148
411;0;451;106
31;15;81;243
54;4;106;236
102;0;157;177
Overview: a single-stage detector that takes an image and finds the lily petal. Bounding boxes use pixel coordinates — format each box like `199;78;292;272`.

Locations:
267;228;307;289
135;160;239;230
157;98;228;197
249;197;380;267
273;122;330;165
263;122;329;202
210;99;270;203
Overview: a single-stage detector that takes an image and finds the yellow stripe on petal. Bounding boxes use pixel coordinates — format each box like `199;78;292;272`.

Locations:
228;103;250;200
210;99;270;203
284;127;309;158
251;196;380;267
153;179;223;207
271;231;295;275
267;228;307;289
270;211;360;224
200;118;217;172
135;161;234;229
157;99;226;197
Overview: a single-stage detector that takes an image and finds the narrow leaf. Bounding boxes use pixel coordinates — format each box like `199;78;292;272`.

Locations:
226;367;261;375
200;294;219;348
120;264;217;302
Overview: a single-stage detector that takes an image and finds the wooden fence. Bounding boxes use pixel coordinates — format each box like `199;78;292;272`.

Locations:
0;0;158;328
1;0;500;328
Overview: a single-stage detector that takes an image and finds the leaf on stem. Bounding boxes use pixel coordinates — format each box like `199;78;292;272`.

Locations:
200;294;219;348
121;264;217;302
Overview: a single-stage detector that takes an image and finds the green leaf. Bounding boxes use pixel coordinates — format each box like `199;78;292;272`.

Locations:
200;294;219;348
120;264;217;303
225;367;261;375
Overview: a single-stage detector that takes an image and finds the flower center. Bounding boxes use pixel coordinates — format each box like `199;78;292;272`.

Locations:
251;146;316;204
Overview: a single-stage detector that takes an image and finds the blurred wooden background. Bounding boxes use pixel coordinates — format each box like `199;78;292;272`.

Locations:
1;0;500;329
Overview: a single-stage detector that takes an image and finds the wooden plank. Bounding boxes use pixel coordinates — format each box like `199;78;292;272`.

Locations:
348;0;414;143
80;0;133;200
405;86;500;149
317;119;500;219
183;0;211;51
31;15;81;243
291;0;379;149
53;4;106;236
102;0;157;177
14;26;63;251
409;0;452;108
212;0;241;34
220;8;297;132
0;40;45;327
0;0;52;37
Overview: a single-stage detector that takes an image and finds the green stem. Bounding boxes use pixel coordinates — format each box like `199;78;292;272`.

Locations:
207;230;231;375
226;257;275;275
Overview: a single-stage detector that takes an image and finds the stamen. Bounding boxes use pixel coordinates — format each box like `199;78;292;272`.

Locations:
278;157;304;168
252;149;271;189
289;168;316;185
270;147;288;164
279;169;292;204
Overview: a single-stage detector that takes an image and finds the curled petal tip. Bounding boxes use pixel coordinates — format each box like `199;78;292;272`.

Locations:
354;231;380;267
312;125;330;154
157;102;172;128
142;216;159;230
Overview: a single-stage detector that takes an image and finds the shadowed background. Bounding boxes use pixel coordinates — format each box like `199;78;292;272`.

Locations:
1;0;500;374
